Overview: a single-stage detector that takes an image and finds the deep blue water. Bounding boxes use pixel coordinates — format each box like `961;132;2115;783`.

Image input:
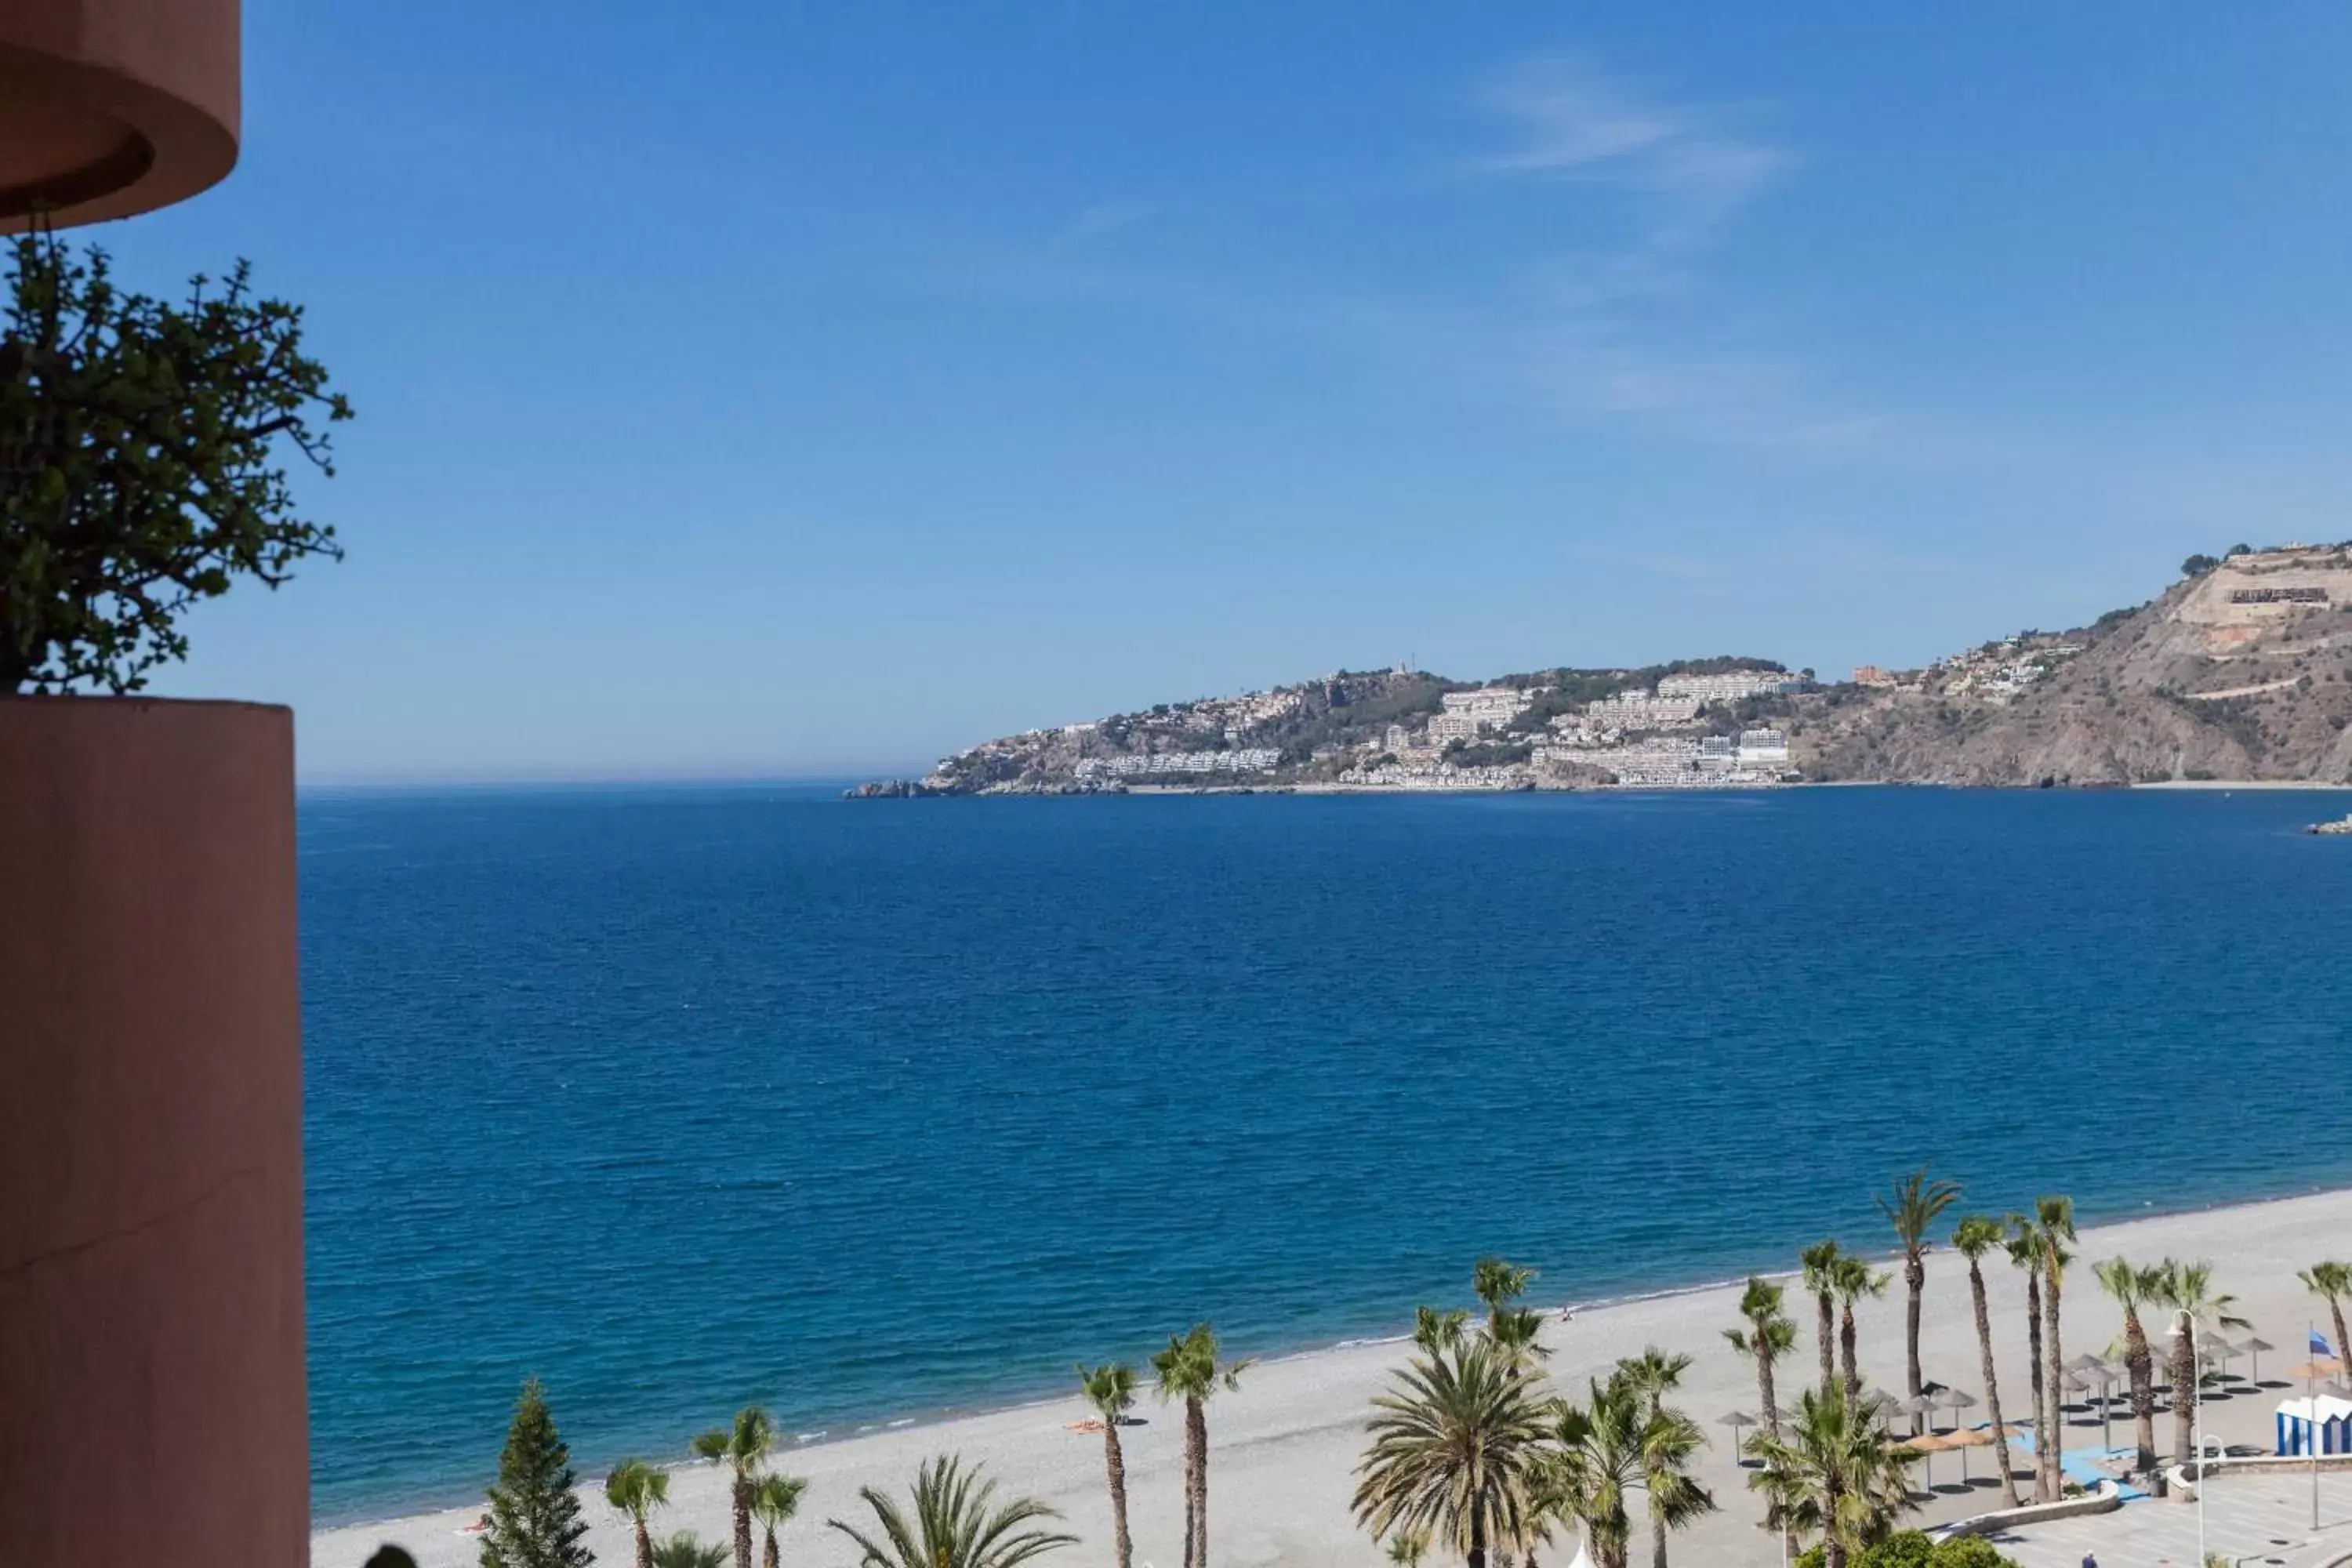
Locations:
303;785;2352;1521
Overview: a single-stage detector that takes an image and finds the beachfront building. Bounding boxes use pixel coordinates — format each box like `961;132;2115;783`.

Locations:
1657;669;1803;702
0;9;307;1568
1738;728;1791;766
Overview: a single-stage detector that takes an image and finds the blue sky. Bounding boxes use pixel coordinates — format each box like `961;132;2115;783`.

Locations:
118;2;2352;782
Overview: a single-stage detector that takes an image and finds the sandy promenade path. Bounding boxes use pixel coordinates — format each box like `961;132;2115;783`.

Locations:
314;1188;2352;1568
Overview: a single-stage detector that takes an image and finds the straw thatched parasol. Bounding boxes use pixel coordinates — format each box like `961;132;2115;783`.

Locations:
1933;1387;1978;1432
2240;1336;2275;1382
1942;1425;1994;1483
1896;1430;1957;1490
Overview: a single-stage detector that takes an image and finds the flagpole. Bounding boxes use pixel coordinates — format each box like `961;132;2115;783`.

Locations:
2313;1319;2321;1531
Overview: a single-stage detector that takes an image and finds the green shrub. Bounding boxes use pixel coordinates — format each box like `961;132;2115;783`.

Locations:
1791;1534;2017;1568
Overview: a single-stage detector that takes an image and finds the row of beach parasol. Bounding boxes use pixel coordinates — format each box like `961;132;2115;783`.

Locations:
1716;1333;2350;1490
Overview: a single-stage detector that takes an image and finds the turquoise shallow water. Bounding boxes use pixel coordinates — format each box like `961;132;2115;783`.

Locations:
302;785;2352;1522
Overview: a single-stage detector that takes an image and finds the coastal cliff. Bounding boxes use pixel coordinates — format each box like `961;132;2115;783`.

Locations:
856;545;2352;795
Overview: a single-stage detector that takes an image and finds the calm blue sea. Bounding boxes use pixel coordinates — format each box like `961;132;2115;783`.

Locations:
303;785;2352;1522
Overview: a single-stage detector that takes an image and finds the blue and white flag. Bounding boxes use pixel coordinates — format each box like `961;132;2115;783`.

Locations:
2312;1329;2336;1359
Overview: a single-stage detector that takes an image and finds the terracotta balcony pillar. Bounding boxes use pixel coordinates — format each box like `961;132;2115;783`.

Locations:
0;698;307;1568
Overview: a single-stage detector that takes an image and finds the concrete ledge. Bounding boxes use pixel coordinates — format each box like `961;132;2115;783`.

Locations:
1928;1479;2123;1541
2165;1450;2352;1501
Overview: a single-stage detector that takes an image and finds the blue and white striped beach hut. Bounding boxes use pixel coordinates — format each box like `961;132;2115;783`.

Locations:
2275;1395;2352;1455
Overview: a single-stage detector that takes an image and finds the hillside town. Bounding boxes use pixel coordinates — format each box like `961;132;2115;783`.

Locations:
844;543;2352;797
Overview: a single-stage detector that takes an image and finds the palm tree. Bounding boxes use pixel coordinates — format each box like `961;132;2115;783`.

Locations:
1723;1278;1795;1440
1545;1374;1711;1568
1076;1363;1138;1568
605;1457;671;1568
1800;1243;1844;1396
1415;1306;1469;1353
2092;1257;2161;1475
1487;1307;1551;1370
1475;1257;1538;1321
1952;1218;2020;1507
653;1535;731;1568
1353;1334;1552;1568
749;1475;808;1568
2299;1261;2352;1381
1614;1348;1717;1568
692;1406;776;1568
2032;1196;2077;1504
1876;1167;1961;1419
2154;1261;2249;1465
1745;1388;1919;1568
1831;1257;1887;1402
1153;1323;1251;1568
827;1456;1075;1568
1384;1528;1432;1568
2004;1219;2047;1500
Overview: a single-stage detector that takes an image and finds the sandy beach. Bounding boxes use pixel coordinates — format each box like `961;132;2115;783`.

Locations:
314;1188;2352;1568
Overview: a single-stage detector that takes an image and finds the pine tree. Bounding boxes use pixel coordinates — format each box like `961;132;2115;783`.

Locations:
481;1377;593;1568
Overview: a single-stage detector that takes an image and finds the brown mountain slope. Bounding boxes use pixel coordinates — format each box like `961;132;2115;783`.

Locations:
1788;546;2352;785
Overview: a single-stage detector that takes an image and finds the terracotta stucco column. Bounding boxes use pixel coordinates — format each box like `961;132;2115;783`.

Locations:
0;698;307;1567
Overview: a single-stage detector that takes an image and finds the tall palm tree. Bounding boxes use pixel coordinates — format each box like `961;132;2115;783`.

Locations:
1830;1257;1887;1402
1800;1243;1844;1397
1951;1218;2020;1507
1475;1257;1538;1321
1745;1388;1919;1568
653;1534;731;1568
1076;1363;1138;1568
2032;1196;2077;1504
2004;1219;2047;1500
2154;1261;2249;1465
749;1475;808;1568
2299;1261;2352;1379
1614;1348;1717;1568
2092;1257;2161;1475
692;1406;776;1568
605;1457;671;1568
1545;1374;1711;1568
1153;1323;1251;1568
827;1456;1075;1568
1875;1167;1961;1419
1353;1334;1552;1568
1723;1278;1795;1440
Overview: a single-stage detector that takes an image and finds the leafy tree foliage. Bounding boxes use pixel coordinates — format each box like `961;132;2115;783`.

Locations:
0;232;349;692
1794;1530;2017;1567
481;1378;593;1568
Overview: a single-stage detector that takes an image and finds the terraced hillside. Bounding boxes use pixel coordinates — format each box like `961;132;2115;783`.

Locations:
1788;546;2352;785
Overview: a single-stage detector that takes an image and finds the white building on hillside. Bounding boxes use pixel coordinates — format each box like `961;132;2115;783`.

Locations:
1738;728;1790;766
1657;670;1801;702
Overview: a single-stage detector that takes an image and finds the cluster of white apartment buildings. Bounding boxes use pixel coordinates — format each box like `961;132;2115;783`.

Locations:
1536;727;1791;787
1426;686;1533;744
1579;692;1702;728
1656;670;1803;702
1338;761;1529;790
1074;748;1282;779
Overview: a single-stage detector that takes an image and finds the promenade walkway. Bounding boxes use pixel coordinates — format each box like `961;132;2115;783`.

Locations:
1986;1470;2352;1566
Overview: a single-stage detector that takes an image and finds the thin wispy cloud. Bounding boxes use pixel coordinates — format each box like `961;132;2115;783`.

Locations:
910;51;1968;463
1055;199;1161;246
1470;55;1791;254
1456;56;1944;456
